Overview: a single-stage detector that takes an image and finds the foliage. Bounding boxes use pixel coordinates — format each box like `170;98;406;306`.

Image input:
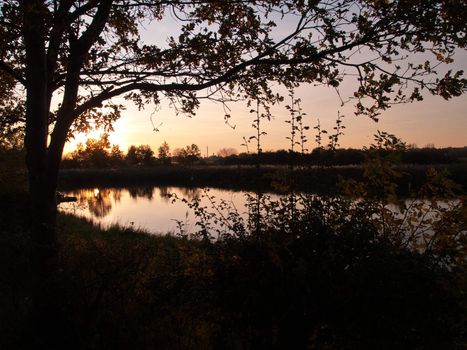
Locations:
285;91;309;155
0;69;24;151
2;189;465;349
63;141;184;168
109;144;125;166
2;0;466;194
211;146;467;167
0;126;23;151
2;0;466;126
179;133;465;265
158;141;171;165
126;144;155;166
64;133;124;168
338;132;467;266
1;1;466;346
173;144;202;166
1;131;466;349
167;131;466;347
1;0;466;273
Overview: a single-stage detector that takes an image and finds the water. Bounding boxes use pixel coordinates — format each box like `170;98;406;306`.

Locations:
59;186;277;235
59;185;462;245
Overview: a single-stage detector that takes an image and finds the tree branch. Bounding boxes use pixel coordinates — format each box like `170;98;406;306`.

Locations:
72;0;114;57
59;0;114;116
71;33;373;118
0;60;26;85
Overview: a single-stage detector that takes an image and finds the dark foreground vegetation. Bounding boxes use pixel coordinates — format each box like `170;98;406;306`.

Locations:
2;0;466;348
1;190;466;350
1;141;466;349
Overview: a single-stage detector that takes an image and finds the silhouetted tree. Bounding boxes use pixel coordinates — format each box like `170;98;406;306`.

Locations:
69;133;111;167
174;144;201;165
0;1;466;339
109;144;125;166
126;145;139;165
158;141;171;165
126;144;155;165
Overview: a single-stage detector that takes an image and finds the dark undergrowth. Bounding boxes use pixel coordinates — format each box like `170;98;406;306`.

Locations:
0;189;465;349
1;136;466;349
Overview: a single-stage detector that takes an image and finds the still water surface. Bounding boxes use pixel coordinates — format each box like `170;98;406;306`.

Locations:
59;185;458;239
59;186;277;234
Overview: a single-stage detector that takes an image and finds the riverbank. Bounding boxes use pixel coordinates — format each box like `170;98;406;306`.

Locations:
1;188;465;349
59;163;467;194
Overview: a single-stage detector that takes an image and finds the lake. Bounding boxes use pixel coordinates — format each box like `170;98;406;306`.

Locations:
59;185;460;243
59;186;280;235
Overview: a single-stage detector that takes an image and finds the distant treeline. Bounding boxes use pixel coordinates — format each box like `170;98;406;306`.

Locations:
2;133;466;169
59;135;467;168
213;147;467;166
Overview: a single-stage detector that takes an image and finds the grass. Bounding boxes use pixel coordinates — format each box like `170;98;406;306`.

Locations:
0;187;465;349
0;155;465;349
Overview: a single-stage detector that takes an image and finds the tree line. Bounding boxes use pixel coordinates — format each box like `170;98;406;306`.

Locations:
213;146;467;166
1;1;465;346
55;134;467;168
60;134;202;167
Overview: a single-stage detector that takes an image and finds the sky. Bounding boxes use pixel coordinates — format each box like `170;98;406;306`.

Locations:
64;79;467;155
63;7;467;155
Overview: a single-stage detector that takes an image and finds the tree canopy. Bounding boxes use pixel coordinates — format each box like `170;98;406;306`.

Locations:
0;0;466;292
126;144;155;165
173;143;201;165
1;0;466;135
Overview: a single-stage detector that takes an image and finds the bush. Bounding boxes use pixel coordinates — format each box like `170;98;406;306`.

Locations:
1;133;465;349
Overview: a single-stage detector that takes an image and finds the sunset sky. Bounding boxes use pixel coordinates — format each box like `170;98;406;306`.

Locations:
64;10;467;156
64;78;467;155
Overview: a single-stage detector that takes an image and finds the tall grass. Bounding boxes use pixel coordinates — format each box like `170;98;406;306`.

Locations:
0;136;465;349
1;186;465;349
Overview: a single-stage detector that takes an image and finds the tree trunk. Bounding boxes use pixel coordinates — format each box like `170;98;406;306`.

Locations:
22;1;74;346
22;0;57;279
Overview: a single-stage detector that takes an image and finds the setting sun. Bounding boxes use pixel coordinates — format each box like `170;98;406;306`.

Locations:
2;1;466;348
64;119;130;155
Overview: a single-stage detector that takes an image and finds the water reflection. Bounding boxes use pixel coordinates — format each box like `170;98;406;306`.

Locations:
178;187;202;201
159;186;172;203
60;186;459;240
59;186;250;234
69;188;119;218
128;186;154;200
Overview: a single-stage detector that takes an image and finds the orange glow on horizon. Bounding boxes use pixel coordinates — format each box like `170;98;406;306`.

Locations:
62;89;467;156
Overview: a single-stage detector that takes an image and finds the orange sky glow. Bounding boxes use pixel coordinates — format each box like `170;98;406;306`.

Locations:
64;81;467;156
63;11;467;156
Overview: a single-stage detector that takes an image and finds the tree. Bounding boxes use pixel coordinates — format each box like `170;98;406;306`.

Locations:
173;144;201;165
0;0;466;335
138;145;155;165
69;133;112;167
109;144;125;166
126;144;155;165
158;141;171;165
186;143;201;164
